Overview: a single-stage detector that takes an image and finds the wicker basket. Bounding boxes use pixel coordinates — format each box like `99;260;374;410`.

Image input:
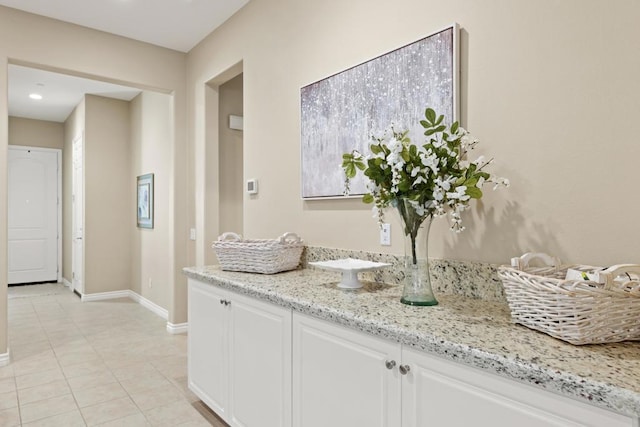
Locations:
212;232;304;274
498;253;640;345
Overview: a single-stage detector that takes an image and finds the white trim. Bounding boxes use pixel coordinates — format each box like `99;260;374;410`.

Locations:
166;322;188;334
129;292;169;320
80;290;169;320
0;349;10;367
62;278;73;289
81;290;130;302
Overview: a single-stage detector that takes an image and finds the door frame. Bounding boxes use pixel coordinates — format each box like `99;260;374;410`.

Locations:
7;145;62;283
71;133;84;295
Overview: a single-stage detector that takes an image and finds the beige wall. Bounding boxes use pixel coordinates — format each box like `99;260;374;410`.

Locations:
218;74;244;244
188;0;640;269
84;95;131;294
130;92;173;309
8;117;64;149
0;6;188;356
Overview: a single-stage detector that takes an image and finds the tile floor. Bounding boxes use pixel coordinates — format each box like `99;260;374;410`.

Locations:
1;283;228;426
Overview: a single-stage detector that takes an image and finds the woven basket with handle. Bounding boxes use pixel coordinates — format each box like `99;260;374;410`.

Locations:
498;253;640;345
212;232;304;274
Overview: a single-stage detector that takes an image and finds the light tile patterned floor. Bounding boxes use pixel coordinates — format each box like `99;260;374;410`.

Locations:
2;283;228;427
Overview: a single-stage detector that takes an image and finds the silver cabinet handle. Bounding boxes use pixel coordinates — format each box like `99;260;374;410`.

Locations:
385;360;396;370
399;365;411;375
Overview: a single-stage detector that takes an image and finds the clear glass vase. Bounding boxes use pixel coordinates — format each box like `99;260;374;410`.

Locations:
395;199;439;306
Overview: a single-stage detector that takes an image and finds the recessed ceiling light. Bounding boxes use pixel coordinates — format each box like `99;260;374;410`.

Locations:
29;93;43;100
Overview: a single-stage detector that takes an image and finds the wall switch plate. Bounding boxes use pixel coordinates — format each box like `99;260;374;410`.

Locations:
189;228;196;241
247;179;258;194
380;223;391;246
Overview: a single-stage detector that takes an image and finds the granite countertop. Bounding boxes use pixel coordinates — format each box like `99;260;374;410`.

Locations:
183;265;640;418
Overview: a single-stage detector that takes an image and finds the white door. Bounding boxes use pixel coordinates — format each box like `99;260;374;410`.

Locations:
401;347;633;427
8;146;60;284
229;292;292;427
292;313;401;427
188;279;229;419
72;135;84;294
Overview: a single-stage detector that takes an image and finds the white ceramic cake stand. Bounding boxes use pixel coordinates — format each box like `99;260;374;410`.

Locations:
309;258;391;289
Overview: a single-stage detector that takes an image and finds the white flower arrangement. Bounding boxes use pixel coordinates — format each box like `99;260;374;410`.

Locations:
342;108;509;234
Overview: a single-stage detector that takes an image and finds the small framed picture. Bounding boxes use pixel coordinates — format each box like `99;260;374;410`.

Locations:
137;173;154;229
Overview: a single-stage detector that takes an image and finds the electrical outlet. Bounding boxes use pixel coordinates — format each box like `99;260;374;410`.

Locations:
380;223;391;246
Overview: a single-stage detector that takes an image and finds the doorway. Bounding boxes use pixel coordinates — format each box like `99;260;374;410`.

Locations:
7;146;61;284
203;65;244;266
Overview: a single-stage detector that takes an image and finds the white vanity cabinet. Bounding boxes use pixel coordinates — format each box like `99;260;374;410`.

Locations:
292;312;634;427
187;275;636;427
292;312;401;427
187;279;292;427
401;347;633;427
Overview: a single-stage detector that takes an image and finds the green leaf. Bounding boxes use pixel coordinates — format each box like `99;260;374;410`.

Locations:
466;186;483;199
370;145;382;155
345;163;356;178
451;122;459;134
362;194;374;204
434;125;446;133
435;115;444;126
425;108;436;123
464;177;478;187
424;129;437;136
355;161;366;171
420;120;430;128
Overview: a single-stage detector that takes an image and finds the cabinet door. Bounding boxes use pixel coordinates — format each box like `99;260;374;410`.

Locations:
401;347;633;427
293;313;401;427
187;279;229;419
228;293;292;427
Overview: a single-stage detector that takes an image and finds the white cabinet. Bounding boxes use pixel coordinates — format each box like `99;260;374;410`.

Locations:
401;347;633;427
189;278;636;427
292;313;401;427
187;279;292;427
188;278;228;417
292;313;634;427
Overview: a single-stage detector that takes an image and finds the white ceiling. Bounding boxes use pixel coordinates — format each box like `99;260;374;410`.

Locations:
9;65;144;122
2;0;249;123
0;0;250;53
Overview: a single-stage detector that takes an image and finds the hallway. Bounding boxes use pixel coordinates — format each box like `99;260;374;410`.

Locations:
1;284;225;426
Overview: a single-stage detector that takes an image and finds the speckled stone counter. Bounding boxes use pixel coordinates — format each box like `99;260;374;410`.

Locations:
183;265;640;419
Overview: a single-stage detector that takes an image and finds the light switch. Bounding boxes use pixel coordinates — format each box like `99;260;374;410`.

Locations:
247;179;258;194
380;223;391;246
189;228;196;241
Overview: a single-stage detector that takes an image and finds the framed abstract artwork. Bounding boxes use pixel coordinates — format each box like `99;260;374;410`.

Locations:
137;173;154;229
300;24;459;199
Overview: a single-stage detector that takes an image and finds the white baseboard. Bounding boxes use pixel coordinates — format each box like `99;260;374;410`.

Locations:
62;278;72;289
129;292;169;320
81;290;130;302
166;322;188;334
0;349;10;367
81;290;169;321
